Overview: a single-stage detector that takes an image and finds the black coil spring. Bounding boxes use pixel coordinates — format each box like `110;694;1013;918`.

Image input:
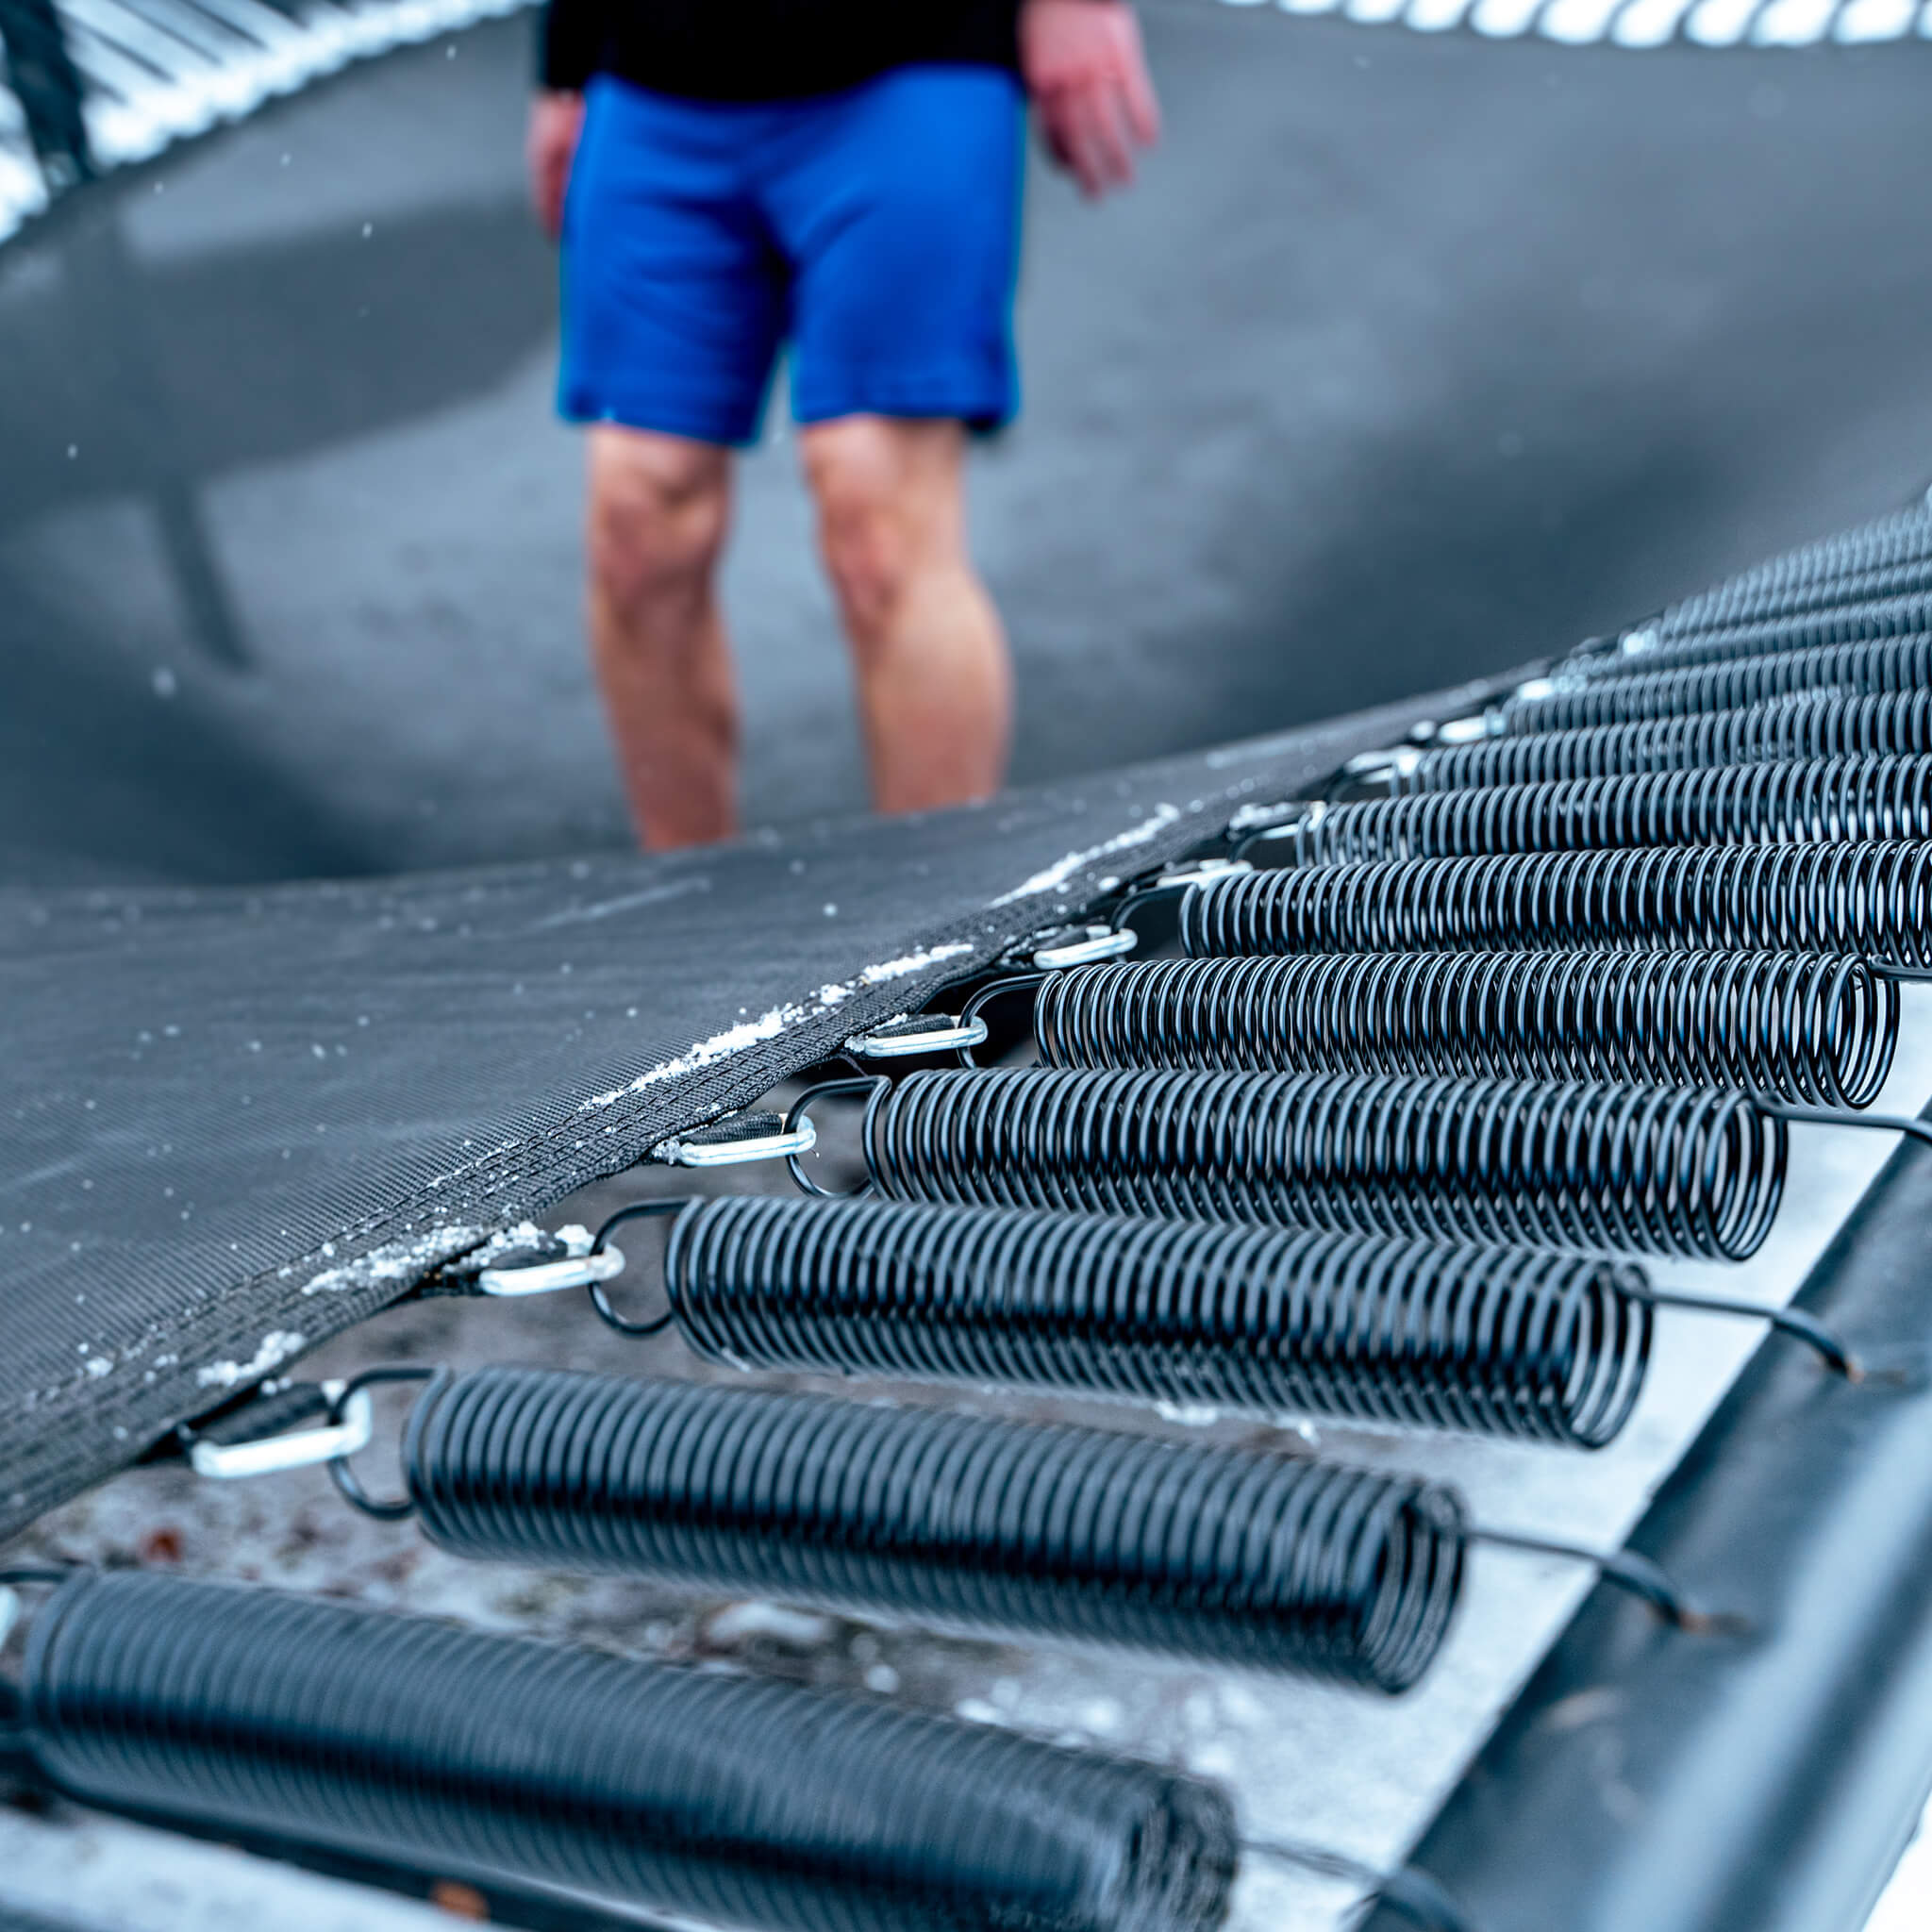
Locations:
667;1195;1652;1448
1391;691;1932;791
1569;596;1932;672
1275;757;1932;866
1180;842;1932;968
22;1569;1240;1932
1500;639;1932;735
1655;508;1932;638
860;1068;1786;1261
406;1367;1466;1691
1661;558;1932;641
1706;504;1932;588
1032;951;1896;1108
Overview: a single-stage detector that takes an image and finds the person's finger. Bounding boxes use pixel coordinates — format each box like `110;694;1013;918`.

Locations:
1037;93;1078;175
1068;83;1134;193
1119;43;1162;149
1040;89;1103;195
1059;96;1114;198
1091;78;1141;187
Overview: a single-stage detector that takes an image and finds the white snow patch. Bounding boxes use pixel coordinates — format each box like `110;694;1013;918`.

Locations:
585;1011;792;1108
458;1219;592;1267
989;805;1182;907
301;1226;490;1295
704;1602;835;1648
1154;1402;1224;1427
858;941;974;985
579;942;975;1111
195;1330;306;1390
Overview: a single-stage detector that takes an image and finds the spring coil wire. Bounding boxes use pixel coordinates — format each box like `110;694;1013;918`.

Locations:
1659;556;1932;641
19;1569;1240;1932
1268;758;1932;866
858;1068;1786;1260
1653;508;1932;637
1568;598;1932;671
402;1367;1466;1691
1499;640;1932;735
1388;692;1932;791
1030;951;1896;1108
1179;843;1932;968
1689;504;1932;591
664;1196;1652;1448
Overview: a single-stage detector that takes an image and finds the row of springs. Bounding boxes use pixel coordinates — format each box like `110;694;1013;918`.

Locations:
593;541;1932;1697
1624;501;1932;641
204;563;1932;1692
288;550;1932;1711
19;505;1932;1932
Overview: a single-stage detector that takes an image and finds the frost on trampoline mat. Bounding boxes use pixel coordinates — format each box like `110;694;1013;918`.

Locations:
301;1226;496;1296
581;941;975;1109
989;804;1181;907
195;1330;307;1390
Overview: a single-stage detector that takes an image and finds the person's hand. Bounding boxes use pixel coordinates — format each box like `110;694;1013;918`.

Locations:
1019;0;1160;199
527;90;585;241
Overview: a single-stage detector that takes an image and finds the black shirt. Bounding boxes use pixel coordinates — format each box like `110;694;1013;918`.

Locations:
540;0;1025;99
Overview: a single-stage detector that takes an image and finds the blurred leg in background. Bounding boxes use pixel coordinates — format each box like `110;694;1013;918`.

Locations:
554;61;1036;850
803;415;1012;816
586;425;740;849
1;0;92;189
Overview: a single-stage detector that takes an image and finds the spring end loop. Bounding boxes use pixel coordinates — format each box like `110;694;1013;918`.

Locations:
1244;1838;1474;1932
957;972;1049;1066
476;1241;625;1300
583;1199;688;1337
783;1076;889;1197
326;1366;442;1522
1473;1528;1746;1637
1643;1288;1862;1382
0;1565;74;1590
180;1384;375;1483
654;1114;819;1170
1751;1306;1863;1384
1028;922;1139;970
1751;1094;1932;1153
845;1015;991;1061
1229;808;1321;862
1141;857;1254;896
1;1565;73;1655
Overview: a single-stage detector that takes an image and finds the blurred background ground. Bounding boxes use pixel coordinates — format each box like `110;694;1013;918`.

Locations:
3;2;1932;887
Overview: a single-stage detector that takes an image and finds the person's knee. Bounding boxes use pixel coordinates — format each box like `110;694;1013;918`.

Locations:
804;421;962;647
588;432;731;625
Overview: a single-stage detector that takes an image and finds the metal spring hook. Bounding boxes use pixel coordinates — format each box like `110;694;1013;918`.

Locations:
477;1197;686;1337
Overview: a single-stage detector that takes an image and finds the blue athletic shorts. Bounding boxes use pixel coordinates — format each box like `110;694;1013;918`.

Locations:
558;65;1025;446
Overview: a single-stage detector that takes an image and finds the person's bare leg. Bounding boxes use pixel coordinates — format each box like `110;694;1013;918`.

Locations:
800;416;1012;814
586;425;740;849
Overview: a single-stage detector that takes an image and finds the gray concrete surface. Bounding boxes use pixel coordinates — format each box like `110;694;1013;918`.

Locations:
3;5;1932;885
